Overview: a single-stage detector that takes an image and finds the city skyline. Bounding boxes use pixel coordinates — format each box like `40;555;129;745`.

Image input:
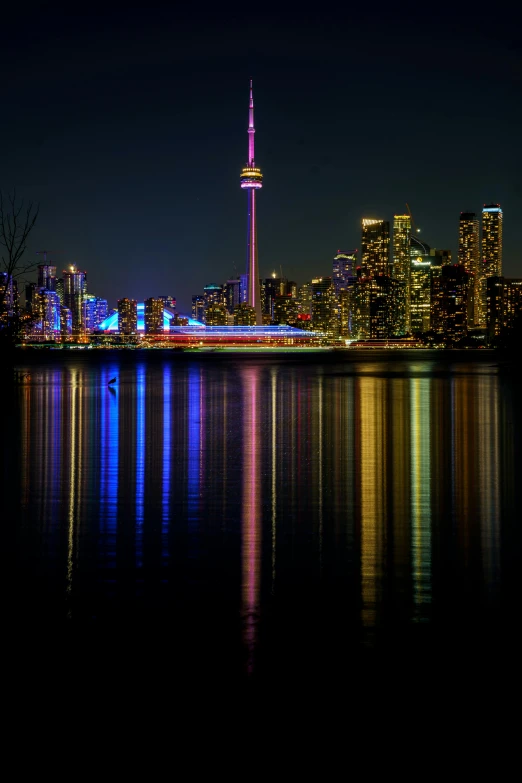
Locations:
1;7;520;312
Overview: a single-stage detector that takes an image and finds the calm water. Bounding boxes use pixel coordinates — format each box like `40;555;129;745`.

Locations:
5;350;522;686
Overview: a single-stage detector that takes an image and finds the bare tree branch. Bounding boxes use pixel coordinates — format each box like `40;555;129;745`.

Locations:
0;189;39;334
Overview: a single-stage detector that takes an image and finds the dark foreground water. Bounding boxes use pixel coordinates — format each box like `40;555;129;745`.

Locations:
4;350;522;693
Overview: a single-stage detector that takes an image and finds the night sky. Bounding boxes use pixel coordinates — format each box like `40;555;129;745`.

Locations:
2;2;521;312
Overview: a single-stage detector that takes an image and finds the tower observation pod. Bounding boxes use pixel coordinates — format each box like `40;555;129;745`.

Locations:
240;80;263;325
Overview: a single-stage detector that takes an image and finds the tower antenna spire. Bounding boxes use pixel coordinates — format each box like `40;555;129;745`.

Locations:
248;79;255;165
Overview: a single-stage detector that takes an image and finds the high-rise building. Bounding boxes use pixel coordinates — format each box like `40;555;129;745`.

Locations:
234;303;257;326
297;282;313;319
311;277;338;337
393;215;412;332
410;257;433;333
83;296;108;332
479;204;503;328
205;304;228;325
273;294;298;325
224;279;241;314
361;219;390;276
240;81;263;324
37;264;57;291
333;250;357;294
459;212;480;325
118;298;138;335
262;275;293;321
433;265;470;341
158;295;177;313
486;277;522;344
192;295;205;323
144;297;164;333
349;275;405;340
62;265;87;336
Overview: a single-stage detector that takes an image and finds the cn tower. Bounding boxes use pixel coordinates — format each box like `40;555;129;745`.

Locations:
240;80;263;325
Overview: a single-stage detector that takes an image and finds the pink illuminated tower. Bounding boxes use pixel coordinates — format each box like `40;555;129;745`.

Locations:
240;80;263;325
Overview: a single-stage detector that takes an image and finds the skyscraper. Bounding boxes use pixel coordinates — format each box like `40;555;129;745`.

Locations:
240;81;263;325
62;265;87;336
144;297;164;333
393;215;412;332
478;204;503;328
118;298;138;335
361;220;390;276
333;251;357;294
459;212;480;326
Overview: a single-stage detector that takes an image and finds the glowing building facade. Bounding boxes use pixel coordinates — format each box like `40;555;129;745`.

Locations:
333;250;358;294
144;297;165;333
118;298;138;335
393;215;412;332
486;277;522;343
410;257;432;333
479;204;503;328
361;219;390;276
459;212;480;325
62;265;87;336
240;81;263;325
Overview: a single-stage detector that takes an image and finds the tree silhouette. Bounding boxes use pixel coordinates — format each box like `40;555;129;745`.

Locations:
0;190;39;345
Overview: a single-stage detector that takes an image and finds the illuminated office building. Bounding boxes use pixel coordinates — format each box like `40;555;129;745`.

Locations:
224;279;241;313
192;295;205;323
459;212;480;325
410;256;433;333
62;265;87;335
60;306;72;339
350;275;405;340
486;277;522;343
434;265;470;341
333;250;358;294
479;204;503;328
0;273;18;324
118;298;138;335
144;297;165;333
273;294;298;325
83;296;108;332
205;304;228;325
158;295;177;313
361;219;390;276
37;264;57;291
393;214;412;332
234;302;257;325
311;277;338;337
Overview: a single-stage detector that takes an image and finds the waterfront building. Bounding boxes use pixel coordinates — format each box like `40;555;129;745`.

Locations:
297;282;313;319
60;306;72;339
349;275;405;340
410;256;433;333
205;303;228;326
459;212;480;325
486;277;522;343
479;204;503;328
144;297;165;333
333;250;357;294
118;298;138;335
361;219;390;276
62;265;87;336
311;276;338;337
273;294;299;325
393;214;412;331
0;273;18;325
433;265;470;341
192;295;205;323
83;296;108;332
158;295;177;313
240;81;263;324
234;302;257;326
224;279;241;314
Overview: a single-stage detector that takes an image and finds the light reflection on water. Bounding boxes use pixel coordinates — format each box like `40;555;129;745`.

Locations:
8;355;520;677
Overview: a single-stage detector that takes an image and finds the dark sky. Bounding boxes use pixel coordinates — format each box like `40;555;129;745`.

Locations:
2;1;521;312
